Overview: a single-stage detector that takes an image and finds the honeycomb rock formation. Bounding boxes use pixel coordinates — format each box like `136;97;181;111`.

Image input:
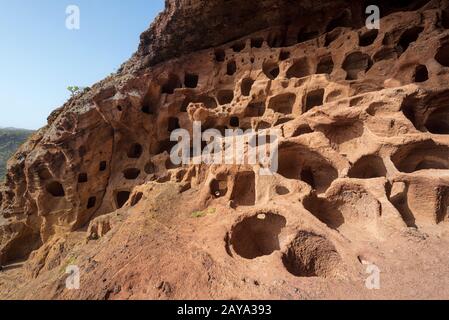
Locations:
1;0;449;299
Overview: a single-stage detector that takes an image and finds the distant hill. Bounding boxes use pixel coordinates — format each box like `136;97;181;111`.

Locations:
0;128;33;179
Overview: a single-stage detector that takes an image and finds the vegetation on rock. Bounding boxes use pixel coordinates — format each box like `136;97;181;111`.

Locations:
0;128;33;179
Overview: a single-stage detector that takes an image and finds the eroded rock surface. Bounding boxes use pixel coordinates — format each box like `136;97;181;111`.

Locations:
1;0;449;299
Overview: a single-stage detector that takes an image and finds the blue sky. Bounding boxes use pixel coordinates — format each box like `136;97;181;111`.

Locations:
0;0;165;130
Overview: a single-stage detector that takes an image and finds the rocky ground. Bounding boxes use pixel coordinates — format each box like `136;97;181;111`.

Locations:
1;0;449;300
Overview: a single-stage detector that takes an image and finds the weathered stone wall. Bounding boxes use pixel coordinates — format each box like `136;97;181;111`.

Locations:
1;0;448;269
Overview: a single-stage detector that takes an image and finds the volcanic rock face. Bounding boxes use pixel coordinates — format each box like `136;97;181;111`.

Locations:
1;0;449;299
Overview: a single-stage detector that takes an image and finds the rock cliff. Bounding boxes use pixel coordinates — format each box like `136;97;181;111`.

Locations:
1;0;449;299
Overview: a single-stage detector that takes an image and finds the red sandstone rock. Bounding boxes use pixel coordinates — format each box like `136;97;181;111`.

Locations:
1;0;449;299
